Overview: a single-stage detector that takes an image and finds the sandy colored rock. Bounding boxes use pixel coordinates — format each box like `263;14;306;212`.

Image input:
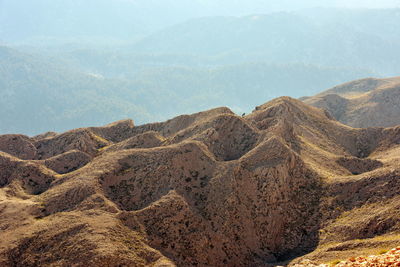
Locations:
1;97;400;266
292;247;400;266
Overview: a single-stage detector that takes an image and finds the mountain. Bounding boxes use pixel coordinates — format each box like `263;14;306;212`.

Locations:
302;76;400;128
2;2;400;45
1;96;400;266
0;45;373;135
0;0;190;44
0;45;155;135
5;8;400;136
0;0;333;45
132;11;400;75
300;8;400;44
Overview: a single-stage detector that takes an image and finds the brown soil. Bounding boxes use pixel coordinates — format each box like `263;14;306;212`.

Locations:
0;96;400;266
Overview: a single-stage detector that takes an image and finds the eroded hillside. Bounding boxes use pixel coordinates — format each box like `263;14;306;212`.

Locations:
0;97;400;266
302;76;400;128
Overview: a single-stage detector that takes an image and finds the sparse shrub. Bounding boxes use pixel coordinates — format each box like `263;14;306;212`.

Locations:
329;259;341;266
378;249;389;255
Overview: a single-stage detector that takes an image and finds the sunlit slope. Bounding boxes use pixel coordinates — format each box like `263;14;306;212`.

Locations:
1;97;399;266
303;76;400;128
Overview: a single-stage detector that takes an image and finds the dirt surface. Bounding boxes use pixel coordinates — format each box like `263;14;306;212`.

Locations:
0;96;400;266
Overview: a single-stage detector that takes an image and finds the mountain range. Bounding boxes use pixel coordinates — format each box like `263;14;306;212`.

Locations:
2;3;400;266
131;10;400;75
2;1;399;45
1;79;400;265
3;8;400;136
0;45;372;135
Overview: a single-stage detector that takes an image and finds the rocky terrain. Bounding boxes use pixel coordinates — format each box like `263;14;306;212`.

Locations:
333;247;400;267
302;76;400;128
1;96;400;266
292;247;400;266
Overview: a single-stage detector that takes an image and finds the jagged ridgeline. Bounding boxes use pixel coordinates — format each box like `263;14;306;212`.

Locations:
1;96;400;266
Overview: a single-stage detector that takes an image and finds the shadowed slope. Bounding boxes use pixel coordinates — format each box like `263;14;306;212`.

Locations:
0;97;400;266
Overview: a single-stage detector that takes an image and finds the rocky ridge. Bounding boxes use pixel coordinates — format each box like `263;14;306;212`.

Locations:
302;76;400;128
0;97;400;266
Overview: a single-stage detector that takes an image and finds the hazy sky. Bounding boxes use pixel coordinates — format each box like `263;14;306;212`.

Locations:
322;0;400;8
191;0;400;12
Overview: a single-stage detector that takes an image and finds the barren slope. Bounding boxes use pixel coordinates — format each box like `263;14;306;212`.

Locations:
302;76;400;128
0;97;400;266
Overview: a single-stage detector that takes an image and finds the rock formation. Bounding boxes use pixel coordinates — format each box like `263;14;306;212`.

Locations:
0;97;399;266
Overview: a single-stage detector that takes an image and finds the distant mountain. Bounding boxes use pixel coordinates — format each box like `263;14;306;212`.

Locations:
300;8;400;43
132;11;400;75
302;76;400;128
0;0;170;44
0;0;326;45
0;45;374;135
0;46;153;134
2;1;400;45
4;8;400;136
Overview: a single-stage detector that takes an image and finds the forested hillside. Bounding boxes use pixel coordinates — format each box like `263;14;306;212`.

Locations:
3;8;400;135
132;11;400;75
0;46;372;135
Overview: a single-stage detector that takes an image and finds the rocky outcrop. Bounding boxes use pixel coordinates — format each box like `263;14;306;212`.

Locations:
292;247;400;267
334;247;400;267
